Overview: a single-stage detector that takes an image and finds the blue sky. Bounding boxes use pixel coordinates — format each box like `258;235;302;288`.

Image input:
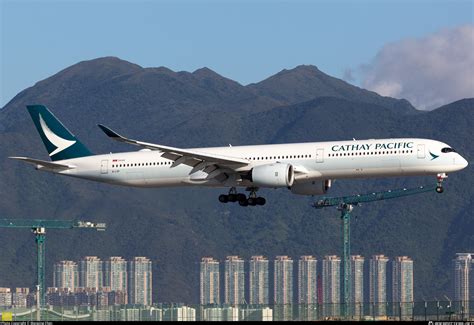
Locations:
1;0;473;108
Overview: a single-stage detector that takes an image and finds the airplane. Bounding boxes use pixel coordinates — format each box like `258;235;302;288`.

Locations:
10;105;468;206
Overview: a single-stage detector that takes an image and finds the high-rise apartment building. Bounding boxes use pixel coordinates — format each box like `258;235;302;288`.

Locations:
128;257;152;306
224;256;245;305
298;256;318;321
53;260;78;292
298;256;317;304
274;256;293;321
79;256;103;290
249;256;269;305
322;255;341;318
274;256;293;304
351;255;364;318
12;288;30;308
369;254;389;317
104;256;128;304
200;257;220;305
392;256;414;318
453;253;473;313
0;288;12;307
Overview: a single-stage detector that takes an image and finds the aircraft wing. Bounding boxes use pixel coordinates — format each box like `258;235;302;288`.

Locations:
98;125;249;181
9;157;75;170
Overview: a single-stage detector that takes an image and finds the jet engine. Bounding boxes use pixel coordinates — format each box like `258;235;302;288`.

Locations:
250;163;295;188
290;179;332;195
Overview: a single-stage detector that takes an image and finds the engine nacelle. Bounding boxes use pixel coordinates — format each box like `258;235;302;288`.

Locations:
251;163;295;188
290;179;332;195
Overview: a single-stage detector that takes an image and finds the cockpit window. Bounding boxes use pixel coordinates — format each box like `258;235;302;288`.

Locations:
441;147;456;153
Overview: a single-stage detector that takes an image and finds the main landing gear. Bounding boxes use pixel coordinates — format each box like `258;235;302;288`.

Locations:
436;173;447;193
218;187;266;207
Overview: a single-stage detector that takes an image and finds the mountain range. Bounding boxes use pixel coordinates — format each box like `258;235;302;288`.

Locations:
0;57;472;303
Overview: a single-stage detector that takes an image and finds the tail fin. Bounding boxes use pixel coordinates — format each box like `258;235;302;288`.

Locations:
26;105;92;161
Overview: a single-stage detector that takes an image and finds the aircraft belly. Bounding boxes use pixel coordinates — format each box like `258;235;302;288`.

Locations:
135;165;191;187
401;165;462;175
320;157;402;179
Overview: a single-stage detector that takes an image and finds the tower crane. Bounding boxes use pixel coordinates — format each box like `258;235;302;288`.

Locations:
0;219;106;308
313;184;438;318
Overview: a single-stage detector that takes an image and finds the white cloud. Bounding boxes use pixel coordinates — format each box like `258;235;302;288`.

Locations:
342;68;355;83
361;25;474;110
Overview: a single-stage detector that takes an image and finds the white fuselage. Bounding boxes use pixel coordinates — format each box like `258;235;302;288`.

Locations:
39;138;468;192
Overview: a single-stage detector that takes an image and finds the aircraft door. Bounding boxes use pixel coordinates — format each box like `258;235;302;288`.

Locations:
101;160;108;174
316;148;324;163
417;144;425;159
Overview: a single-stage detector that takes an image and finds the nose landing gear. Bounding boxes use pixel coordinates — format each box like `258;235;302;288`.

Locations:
218;187;266;206
436;173;448;193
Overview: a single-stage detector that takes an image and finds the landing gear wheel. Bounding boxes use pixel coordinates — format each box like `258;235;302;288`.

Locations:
237;194;247;203
228;194;238;202
219;194;229;203
247;197;257;206
256;197;266;206
239;199;249;207
436;186;444;193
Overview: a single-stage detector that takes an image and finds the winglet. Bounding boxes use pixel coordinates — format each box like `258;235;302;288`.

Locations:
98;124;122;138
98;124;137;146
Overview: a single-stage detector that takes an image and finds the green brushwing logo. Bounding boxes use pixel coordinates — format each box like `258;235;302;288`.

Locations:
429;151;439;160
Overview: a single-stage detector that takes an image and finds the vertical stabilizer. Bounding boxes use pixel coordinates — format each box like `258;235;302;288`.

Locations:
26;105;92;161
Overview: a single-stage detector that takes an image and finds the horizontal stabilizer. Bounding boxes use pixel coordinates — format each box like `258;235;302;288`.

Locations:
9;157;75;170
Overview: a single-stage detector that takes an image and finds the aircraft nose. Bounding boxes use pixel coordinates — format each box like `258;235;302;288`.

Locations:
457;155;468;169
